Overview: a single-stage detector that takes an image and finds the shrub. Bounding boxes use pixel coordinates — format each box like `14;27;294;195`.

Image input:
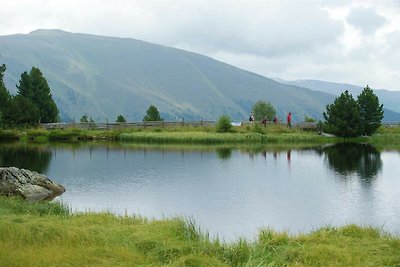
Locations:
304;116;316;122
216;115;233;133
116;115;126;123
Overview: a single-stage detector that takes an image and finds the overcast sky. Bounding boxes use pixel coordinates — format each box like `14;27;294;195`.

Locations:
1;0;399;90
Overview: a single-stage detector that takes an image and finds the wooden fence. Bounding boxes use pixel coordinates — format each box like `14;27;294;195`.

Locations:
39;120;216;130
39;121;321;130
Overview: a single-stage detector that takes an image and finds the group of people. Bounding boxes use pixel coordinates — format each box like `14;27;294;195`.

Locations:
249;112;292;128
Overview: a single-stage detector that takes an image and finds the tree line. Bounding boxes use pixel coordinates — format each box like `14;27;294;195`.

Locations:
80;105;163;123
1;64;165;126
0;64;59;125
216;86;383;137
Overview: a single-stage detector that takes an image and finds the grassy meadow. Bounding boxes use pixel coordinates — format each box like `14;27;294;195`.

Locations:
0;123;347;144
1;123;399;146
0;197;399;266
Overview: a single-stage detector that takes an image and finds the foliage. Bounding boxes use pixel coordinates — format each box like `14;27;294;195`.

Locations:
0;64;11;124
323;88;384;137
252;100;276;121
16;67;59;123
79;115;94;123
252;123;265;134
357;85;384;136
3;95;40;124
80;115;89;123
304;115;316;122
323;90;362;137
116;114;126;123
1;66;59;125
215;115;233;133
143;105;163;122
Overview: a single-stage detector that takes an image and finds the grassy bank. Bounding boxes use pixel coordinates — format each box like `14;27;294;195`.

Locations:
1;124;399;146
1;197;399;266
1;125;340;144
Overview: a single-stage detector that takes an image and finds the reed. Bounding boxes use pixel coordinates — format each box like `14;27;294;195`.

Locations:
0;130;20;140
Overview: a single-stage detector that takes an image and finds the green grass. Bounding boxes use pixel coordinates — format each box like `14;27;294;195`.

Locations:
1;124;400;146
0;197;399;266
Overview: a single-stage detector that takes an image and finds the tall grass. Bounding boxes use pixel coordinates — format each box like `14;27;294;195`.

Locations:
1;125;400;146
0;130;20;140
0;196;69;216
119;131;334;145
0;196;399;266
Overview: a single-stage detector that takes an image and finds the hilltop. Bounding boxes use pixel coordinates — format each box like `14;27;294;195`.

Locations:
2;30;398;122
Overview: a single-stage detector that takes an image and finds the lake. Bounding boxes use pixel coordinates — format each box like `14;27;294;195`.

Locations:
1;142;399;241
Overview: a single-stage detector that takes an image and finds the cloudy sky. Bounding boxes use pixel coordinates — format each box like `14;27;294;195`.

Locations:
1;0;399;90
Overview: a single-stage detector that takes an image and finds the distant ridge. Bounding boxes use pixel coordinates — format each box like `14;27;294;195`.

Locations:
1;29;397;122
274;78;400;121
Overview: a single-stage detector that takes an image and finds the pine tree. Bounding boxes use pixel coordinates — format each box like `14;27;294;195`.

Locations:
143;105;163;121
0;64;11;123
4;95;40;124
323;90;361;137
357;85;384;136
17;67;59;123
116;115;126;123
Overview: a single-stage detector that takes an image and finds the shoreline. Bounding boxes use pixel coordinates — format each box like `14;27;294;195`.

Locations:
1;125;398;144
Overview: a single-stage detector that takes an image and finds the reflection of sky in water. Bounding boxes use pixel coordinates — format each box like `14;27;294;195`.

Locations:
2;144;400;241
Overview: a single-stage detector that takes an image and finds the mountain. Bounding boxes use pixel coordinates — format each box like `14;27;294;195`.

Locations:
0;29;349;122
274;78;400;115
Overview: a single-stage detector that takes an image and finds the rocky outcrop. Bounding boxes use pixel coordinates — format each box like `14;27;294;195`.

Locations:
0;167;65;201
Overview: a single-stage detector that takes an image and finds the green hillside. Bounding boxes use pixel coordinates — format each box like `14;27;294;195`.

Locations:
1;29;336;122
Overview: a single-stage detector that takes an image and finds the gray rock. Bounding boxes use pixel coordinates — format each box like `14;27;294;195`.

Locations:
319;131;336;137
0;167;65;201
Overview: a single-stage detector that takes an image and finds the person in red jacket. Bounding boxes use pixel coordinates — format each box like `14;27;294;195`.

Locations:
287;112;292;128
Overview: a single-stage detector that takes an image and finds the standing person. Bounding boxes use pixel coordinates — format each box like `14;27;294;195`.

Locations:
261;116;267;126
273;116;278;124
249;114;254;123
287;112;292;128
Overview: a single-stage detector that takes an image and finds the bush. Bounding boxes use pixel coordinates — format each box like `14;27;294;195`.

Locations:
304;116;316;122
216;115;233;133
116;115;126;123
252;123;265;134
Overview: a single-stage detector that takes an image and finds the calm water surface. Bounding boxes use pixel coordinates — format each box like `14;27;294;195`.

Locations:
1;142;399;241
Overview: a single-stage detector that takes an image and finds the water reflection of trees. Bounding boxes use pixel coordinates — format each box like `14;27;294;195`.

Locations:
318;143;382;183
216;148;232;160
0;143;52;173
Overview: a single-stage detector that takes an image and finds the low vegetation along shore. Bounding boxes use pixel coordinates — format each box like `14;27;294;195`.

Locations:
1;197;399;266
1;123;399;146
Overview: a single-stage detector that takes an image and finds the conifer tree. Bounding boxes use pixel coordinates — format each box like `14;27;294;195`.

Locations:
116;115;126;123
0;64;11;122
17;67;59;123
143;105;163;121
323;90;361;137
357;85;384;136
